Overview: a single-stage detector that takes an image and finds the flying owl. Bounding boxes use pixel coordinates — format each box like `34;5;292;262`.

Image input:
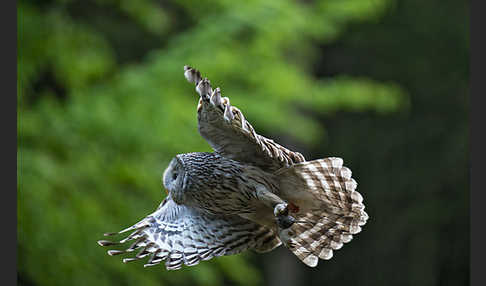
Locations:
98;66;368;269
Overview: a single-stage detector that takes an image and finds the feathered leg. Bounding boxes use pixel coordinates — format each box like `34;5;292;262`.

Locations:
253;185;296;229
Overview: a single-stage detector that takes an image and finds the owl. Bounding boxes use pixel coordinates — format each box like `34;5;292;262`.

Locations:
98;66;368;269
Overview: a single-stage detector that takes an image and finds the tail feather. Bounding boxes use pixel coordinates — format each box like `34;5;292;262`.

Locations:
277;157;368;267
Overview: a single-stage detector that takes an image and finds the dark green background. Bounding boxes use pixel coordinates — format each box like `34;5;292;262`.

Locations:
18;0;469;285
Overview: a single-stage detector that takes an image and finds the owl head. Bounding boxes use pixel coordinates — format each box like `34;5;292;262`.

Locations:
162;156;187;204
162;152;218;204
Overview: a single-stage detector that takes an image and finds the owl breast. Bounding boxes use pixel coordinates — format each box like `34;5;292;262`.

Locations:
177;152;279;216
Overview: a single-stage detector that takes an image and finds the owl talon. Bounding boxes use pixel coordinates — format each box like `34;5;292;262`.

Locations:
274;203;294;229
274;203;289;217
277;215;295;229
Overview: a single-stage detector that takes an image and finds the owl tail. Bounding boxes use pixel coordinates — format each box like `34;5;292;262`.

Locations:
275;157;368;267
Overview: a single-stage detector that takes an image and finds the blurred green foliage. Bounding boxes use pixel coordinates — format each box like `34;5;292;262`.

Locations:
18;0;468;285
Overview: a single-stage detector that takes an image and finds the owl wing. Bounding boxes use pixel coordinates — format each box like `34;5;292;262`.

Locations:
98;197;281;270
184;66;306;171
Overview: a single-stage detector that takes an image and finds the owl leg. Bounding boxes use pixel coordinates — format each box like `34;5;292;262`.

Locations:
255;188;295;229
274;204;295;229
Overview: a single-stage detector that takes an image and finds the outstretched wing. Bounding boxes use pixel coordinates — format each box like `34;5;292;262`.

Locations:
183;66;306;171
98;197;281;270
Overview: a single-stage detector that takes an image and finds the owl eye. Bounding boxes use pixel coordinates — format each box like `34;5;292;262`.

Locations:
172;172;178;180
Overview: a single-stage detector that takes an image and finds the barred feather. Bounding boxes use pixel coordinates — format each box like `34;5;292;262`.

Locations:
98;197;281;270
183;65;306;171
277;158;368;267
99;66;366;270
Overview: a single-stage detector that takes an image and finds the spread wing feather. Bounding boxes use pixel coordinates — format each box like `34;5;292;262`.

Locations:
184;66;306;171
277;158;368;267
98;197;281;270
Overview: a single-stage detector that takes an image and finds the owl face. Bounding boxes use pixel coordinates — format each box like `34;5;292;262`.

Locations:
162;157;186;204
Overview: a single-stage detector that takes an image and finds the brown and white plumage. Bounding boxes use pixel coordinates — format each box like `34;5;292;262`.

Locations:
98;66;368;269
186;66;305;172
277;158;368;266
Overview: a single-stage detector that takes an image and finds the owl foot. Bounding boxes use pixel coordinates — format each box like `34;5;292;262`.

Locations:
274;203;295;229
277;215;295;229
274;203;289;216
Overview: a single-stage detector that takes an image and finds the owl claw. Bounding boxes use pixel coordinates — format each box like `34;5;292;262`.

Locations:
277;215;295;229
274;203;295;229
274;203;289;216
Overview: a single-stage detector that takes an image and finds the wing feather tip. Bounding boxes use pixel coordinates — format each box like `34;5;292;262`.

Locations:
97;240;119;247
107;250;125;256
302;254;319;267
123;257;139;263
183;65;202;84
